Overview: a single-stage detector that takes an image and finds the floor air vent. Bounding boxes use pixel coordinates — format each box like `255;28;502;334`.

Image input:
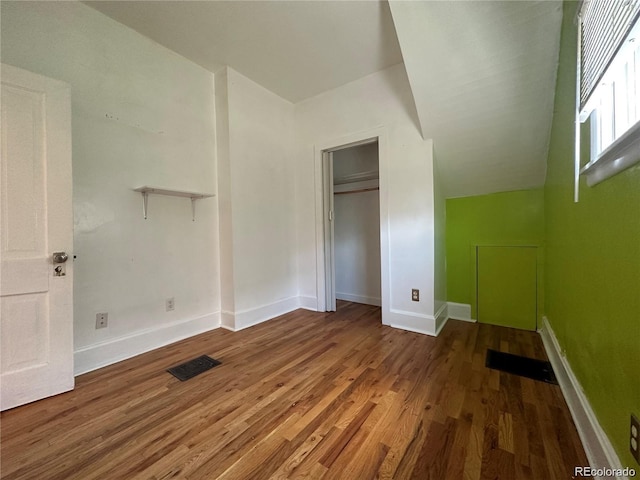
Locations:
485;349;557;384
167;355;221;381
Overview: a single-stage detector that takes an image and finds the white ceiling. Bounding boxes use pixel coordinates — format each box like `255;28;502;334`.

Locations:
86;0;563;198
389;0;563;197
86;0;404;103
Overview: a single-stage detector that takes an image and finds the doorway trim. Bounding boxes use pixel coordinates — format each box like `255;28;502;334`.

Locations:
313;127;390;325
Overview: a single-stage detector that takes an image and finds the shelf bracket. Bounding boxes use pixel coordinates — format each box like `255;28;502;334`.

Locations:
142;191;149;220
191;197;196;222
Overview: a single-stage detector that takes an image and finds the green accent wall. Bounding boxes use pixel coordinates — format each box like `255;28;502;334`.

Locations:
477;246;537;330
545;1;640;467
446;189;545;321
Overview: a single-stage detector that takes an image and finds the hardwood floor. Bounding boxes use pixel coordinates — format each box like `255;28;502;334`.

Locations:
0;302;589;479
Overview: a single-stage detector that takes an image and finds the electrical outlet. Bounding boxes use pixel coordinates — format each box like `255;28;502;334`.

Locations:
95;313;108;329
631;414;640;464
166;297;175;312
412;289;419;302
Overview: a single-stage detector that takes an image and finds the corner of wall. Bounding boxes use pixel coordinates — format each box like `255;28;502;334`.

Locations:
447;302;476;322
434;302;449;335
297;295;318;311
388;309;437;336
220;296;317;332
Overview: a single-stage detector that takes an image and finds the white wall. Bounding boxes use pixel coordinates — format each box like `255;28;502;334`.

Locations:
433;152;448;332
218;67;298;330
214;68;235;327
294;64;439;334
2;2;444;375
1;2;219;374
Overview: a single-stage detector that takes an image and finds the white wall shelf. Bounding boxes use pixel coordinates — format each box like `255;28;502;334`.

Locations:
133;186;215;221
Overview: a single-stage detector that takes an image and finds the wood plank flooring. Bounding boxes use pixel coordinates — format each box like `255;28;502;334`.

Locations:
0;302;589;479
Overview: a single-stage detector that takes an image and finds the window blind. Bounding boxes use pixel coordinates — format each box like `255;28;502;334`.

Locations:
580;0;640;110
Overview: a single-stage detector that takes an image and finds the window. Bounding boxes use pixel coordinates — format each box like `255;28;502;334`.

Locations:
577;0;640;187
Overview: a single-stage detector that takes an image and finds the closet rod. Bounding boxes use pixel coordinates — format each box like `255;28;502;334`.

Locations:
334;187;379;195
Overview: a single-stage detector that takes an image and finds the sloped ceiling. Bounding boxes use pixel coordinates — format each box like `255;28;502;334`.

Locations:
85;0;404;103
389;0;563;198
86;0;563;198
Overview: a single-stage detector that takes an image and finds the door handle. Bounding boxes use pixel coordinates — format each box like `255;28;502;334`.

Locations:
52;252;68;264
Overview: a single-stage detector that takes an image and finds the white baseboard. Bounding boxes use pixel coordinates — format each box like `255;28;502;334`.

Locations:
226;296;301;332
336;292;381;307
298;295;318;311
74;312;220;376
539;316;627;480
220;296;318;332
435;303;449;335
220;311;235;330
447;302;476;322
388;308;436;336
73;293;332;375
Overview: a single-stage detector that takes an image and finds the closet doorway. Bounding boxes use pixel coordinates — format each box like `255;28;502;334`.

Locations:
323;140;381;311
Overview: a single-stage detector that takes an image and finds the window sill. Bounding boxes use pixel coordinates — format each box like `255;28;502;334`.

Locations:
580;121;640;186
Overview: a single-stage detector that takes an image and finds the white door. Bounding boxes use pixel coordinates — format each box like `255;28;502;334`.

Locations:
323;151;336;311
0;64;74;410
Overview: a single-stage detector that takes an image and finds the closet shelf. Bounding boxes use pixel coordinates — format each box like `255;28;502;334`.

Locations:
133;186;215;221
334;187;379;195
333;178;379;195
